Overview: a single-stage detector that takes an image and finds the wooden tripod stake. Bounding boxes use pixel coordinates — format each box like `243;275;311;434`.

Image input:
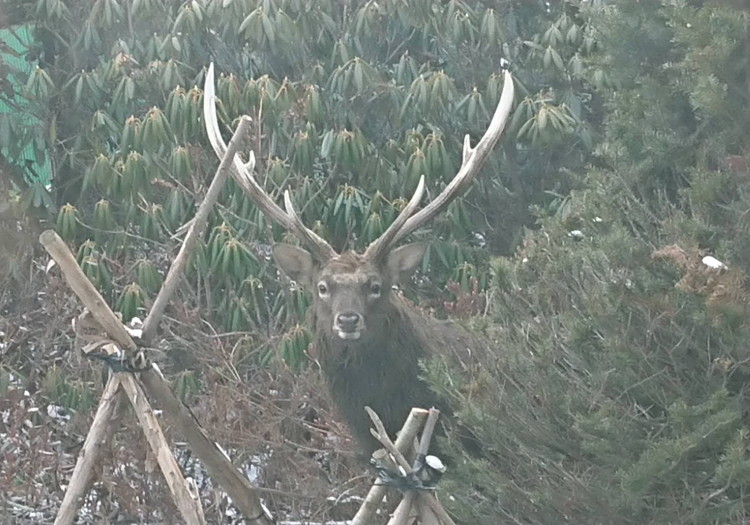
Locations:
351;407;456;525
43;231;207;525
45;114;274;525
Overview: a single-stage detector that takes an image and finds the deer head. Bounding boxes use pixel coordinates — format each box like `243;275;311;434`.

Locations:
202;63;514;344
272;243;427;342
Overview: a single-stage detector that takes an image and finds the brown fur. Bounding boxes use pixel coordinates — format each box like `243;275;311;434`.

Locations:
274;244;489;453
319;305;486;452
323;251;366;273
315;295;431;451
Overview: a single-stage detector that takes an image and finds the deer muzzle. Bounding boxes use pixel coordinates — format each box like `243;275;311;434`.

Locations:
334;311;364;340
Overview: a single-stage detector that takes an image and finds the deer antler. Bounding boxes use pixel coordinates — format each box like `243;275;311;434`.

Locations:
363;175;425;262
364;70;515;261
204;64;514;263
203;63;337;262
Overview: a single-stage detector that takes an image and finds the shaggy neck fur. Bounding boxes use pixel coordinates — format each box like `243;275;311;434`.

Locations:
313;294;433;452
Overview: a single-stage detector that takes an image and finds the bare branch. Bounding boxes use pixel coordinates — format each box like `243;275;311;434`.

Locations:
367;406;413;471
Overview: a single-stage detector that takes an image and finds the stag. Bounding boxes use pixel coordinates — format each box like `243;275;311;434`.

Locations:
203;64;514;452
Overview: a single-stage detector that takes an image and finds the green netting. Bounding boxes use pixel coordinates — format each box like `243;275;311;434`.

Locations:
0;25;52;185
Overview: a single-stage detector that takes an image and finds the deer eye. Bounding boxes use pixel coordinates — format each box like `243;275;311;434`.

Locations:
317;281;329;297
369;283;382;297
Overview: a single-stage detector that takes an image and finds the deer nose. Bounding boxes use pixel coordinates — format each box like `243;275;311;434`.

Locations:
336;312;361;330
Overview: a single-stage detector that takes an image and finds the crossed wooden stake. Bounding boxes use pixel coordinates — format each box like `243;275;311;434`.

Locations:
360;408;457;525
43;116;455;525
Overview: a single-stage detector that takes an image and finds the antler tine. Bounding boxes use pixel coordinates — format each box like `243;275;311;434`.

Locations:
363;175;425;261
203;63;336;262
203;64;229;159
370;70;515;251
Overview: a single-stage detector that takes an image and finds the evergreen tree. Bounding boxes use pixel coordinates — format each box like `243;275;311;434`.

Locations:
434;2;750;523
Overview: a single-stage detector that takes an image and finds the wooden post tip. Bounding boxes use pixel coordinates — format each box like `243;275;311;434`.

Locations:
39;229;60;246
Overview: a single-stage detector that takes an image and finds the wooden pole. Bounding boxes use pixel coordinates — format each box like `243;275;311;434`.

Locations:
139;368;275;524
120;374;206;525
140;115;252;344
351;408;428;525
370;407;456;525
40;230;136;352
53;375;122;525
41;230;274;524
46;66;277;525
413;409;454;525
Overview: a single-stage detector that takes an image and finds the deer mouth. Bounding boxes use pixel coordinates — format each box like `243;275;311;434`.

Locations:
333;322;364;340
333;313;365;340
336;329;361;340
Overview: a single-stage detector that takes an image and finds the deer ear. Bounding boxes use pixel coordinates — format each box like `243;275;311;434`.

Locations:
273;244;316;288
385;243;427;284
